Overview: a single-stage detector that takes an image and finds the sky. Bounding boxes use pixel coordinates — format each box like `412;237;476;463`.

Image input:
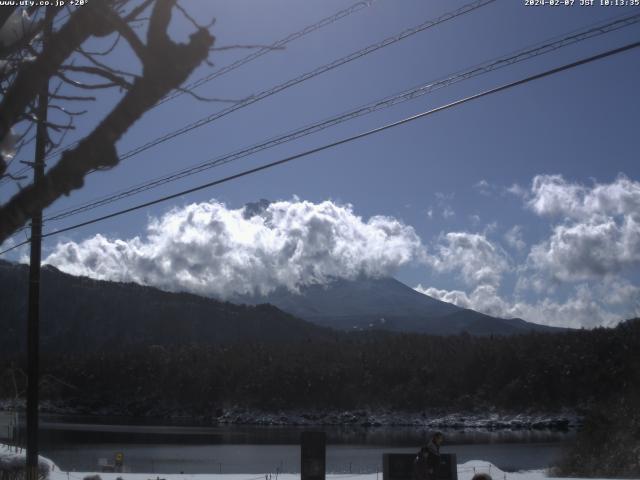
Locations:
1;0;639;328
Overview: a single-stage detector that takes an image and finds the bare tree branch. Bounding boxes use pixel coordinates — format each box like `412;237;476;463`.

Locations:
55;70;130;90
77;47;137;78
211;44;285;52
50;93;97;102
173;86;243;103
78;33;121;57
0;8;46;60
60;64;135;89
0;0;215;243
104;13;147;63
0;7;18;29
48;104;88;116
123;0;155;22
0;2;115;144
175;2;202;29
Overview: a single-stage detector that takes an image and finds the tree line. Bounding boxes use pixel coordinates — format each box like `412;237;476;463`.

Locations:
1;319;639;476
1;319;638;414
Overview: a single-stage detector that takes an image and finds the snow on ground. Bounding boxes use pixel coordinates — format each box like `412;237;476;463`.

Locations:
44;464;608;480
0;443;55;477
49;465;548;480
0;444;624;480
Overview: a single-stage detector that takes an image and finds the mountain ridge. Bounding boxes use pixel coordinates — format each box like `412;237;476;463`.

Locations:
0;260;565;354
234;276;565;335
0;260;333;353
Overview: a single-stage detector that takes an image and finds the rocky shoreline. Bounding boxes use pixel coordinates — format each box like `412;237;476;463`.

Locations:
2;401;579;431
212;408;578;430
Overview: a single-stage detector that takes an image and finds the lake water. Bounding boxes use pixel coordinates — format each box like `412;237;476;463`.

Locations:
32;420;573;474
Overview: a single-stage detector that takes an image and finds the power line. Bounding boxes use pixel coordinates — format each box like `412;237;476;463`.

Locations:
3;0;495;199
113;0;496;163
1;0;375;184
158;1;375;105
10;0;491;183
2;40;638;256
40;11;640;224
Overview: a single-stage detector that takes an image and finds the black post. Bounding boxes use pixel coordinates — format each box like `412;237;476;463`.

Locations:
301;431;326;480
25;10;52;480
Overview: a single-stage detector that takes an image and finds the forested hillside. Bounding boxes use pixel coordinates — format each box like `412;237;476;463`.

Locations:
0;260;333;353
2;319;638;416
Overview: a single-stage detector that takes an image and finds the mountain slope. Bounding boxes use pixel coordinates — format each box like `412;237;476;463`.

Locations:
0;260;333;353
235;276;564;335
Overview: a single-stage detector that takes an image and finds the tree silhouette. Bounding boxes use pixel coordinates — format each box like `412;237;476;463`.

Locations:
0;1;214;244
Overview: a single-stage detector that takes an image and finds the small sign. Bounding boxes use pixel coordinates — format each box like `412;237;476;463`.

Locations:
114;452;124;466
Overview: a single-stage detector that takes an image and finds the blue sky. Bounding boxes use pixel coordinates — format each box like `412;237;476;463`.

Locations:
1;0;639;327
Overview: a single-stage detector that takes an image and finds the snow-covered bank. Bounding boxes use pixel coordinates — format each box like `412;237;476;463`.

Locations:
0;444;55;478
45;461;623;480
2;445;627;480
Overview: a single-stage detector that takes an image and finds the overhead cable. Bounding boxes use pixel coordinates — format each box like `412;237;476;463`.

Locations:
1;0;375;184
42;11;640;223
2;39;638;256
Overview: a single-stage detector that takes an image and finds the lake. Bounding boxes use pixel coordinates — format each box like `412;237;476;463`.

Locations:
31;419;573;474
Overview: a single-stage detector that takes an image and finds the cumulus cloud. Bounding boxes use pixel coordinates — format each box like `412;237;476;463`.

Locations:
528;218;640;281
504;225;526;252
506;183;527;198
416;284;514;320
432;192;456;219
426;232;510;288
414;174;640;328
525;175;640;281
597;278;640;309
442;207;455;219
0;236;15;254
44;199;425;299
415;283;628;329
416;231;515;318
527;174;640;220
473;179;493;196
473;179;527;198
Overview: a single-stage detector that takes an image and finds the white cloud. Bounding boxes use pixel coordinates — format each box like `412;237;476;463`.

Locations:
44;199;425;299
0;128;17;162
418;174;640;328
506;183;527;198
0;236;16;254
425;232;510;288
504;225;526;252
473;179;492;196
434;192;456;219
527;174;640;220
525;175;640;281
0;235;29;262
528;218;640;281
597;278;640;308
416;283;628;328
415;285;473;308
442;206;455;219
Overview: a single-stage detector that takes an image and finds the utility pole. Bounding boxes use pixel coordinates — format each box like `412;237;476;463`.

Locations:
25;8;53;480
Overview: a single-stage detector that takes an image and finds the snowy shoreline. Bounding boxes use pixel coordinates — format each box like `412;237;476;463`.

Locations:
0;444;623;480
210;409;578;430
